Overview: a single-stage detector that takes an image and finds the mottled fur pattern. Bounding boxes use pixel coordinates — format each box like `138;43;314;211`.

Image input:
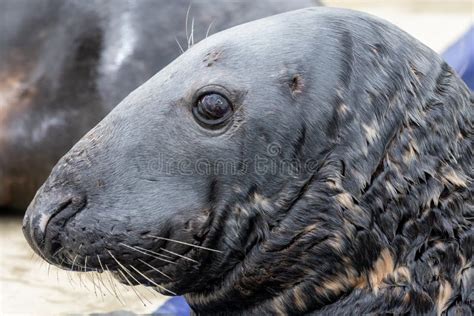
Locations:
184;18;473;316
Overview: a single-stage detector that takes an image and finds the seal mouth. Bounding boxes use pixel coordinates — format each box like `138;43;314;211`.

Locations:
45;197;87;260
50;231;205;279
49;238;204;296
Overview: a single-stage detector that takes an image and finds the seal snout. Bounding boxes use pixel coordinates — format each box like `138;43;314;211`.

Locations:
23;183;87;265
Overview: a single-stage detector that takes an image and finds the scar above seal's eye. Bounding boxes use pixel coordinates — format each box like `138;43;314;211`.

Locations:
193;93;233;128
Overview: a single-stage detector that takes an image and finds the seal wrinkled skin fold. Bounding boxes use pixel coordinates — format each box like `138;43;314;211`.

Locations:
23;8;473;315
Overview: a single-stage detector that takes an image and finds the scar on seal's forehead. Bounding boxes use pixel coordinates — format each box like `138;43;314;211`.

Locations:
203;50;223;67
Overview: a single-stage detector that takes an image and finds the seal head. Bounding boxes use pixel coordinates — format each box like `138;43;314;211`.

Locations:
23;8;473;315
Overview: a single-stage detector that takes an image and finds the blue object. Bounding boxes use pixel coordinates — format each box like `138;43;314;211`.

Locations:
153;296;191;316
443;25;474;90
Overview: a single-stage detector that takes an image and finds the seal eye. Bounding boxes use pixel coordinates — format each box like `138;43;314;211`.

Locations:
193;93;233;128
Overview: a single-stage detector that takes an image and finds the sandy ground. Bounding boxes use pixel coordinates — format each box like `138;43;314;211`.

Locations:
325;1;473;53
1;2;472;315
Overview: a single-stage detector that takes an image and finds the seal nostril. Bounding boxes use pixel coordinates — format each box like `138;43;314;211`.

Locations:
25;192;87;265
40;198;73;234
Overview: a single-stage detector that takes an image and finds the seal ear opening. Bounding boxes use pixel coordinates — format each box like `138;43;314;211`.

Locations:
290;74;304;95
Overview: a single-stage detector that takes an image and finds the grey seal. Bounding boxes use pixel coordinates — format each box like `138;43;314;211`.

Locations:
23;7;473;315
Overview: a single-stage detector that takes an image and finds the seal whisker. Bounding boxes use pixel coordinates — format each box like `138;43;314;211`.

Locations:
160;248;199;264
105;263;127;305
117;268;149;306
92;272;104;300
86;256;99;296
77;263;89;290
52;247;64;258
137;259;172;280
97;273;113;299
65;266;76;288
185;1;192;49
127;265;160;298
59;257;65;266
70;254;78;272
59;254;76;287
85;256;98;297
119;243;177;265
135;245;174;260
78;269;87;290
149;236;222;253
53;256;67;282
129;265;176;295
175;37;185;54
205;20;215;39
112;261;157;299
107;250;151;305
189;17;195;48
115;271;131;293
95;256;118;300
97;257;125;305
66;273;75;288
74;246;87;288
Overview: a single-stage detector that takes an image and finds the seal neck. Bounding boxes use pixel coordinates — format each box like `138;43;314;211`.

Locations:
184;164;374;314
